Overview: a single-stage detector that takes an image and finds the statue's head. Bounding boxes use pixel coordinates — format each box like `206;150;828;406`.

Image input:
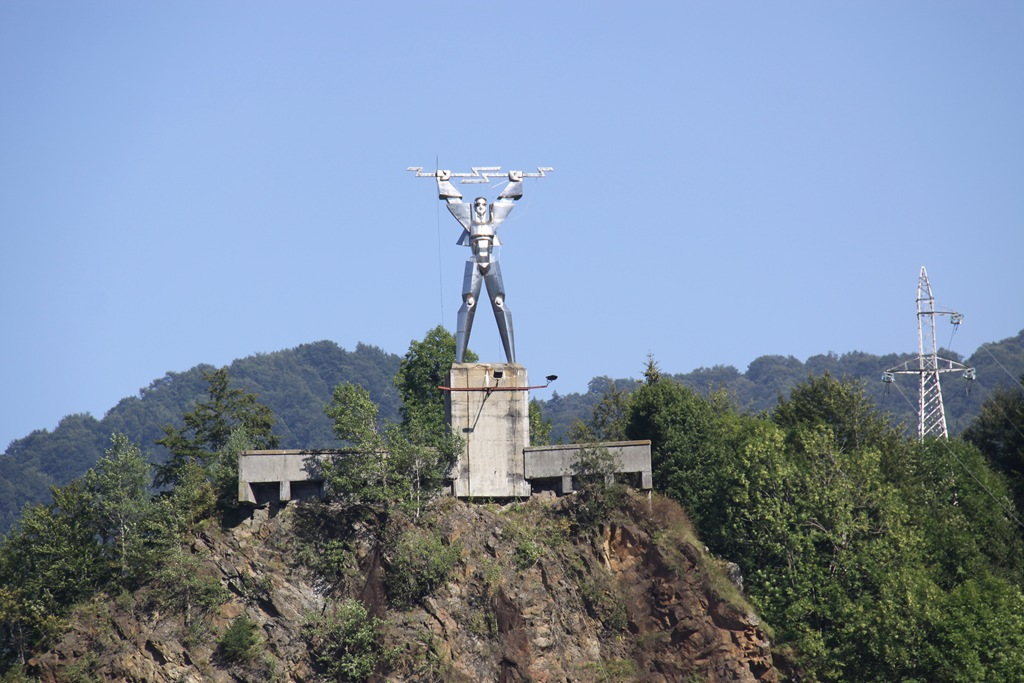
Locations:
473;197;488;221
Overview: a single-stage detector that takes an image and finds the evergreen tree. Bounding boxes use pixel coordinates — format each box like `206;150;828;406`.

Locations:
154;367;279;489
83;434;152;580
0;434;164;666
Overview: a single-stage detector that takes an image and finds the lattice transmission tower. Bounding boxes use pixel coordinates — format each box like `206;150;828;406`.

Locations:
883;266;975;440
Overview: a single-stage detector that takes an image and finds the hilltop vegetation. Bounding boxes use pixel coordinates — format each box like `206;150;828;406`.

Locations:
620;362;1024;681
0;341;401;534
0;326;776;681
1;326;1023;680
4;331;1022;536
543;328;1024;443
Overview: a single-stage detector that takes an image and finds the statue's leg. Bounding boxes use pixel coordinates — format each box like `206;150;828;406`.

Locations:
484;262;515;363
456;261;483;363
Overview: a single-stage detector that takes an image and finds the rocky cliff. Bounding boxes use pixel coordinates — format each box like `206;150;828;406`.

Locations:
28;493;778;682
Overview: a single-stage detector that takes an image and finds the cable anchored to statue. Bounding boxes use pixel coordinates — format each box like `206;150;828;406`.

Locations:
408;166;553;364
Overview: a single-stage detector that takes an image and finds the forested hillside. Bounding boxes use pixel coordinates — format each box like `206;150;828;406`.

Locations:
543;329;1024;443
617;363;1024;681
2;330;1022;535
0;341;401;534
3;326;1023;681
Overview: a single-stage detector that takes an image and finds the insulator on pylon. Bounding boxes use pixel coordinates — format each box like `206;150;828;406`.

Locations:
951;313;963;326
882;371;895;383
964;368;976;381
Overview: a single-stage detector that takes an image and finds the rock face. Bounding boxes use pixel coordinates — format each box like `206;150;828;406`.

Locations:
602;523;774;682
29;495;778;682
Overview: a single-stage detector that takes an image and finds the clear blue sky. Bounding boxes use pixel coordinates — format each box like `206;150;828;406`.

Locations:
2;2;1022;450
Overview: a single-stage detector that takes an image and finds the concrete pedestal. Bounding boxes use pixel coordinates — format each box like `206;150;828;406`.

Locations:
446;362;531;498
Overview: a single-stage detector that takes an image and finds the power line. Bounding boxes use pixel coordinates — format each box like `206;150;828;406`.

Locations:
965;376;1024;450
979;342;1024;388
935;434;1024;530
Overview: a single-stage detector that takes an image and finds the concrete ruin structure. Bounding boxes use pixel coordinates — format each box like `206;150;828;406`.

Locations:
238;373;652;506
445;362;532;498
523;441;654;495
238;363;652;504
238;450;332;505
238;435;653;504
443;361;653;498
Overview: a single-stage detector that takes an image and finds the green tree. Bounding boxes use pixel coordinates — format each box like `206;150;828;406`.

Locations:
393;325;476;445
150;544;229;633
154;367;279;489
324;383;458;517
161;459;218;532
926;575;1024;682
624;367;735;530
218;614;262;663
569;445;626;530
728;376;1024;681
623;367;1024;681
741;425;928;680
910;438;1022;581
210;426;263;511
324;383;391;502
772;372;903;454
82;434;156;583
528;399;553;445
304;598;387;682
962;376;1024;516
0;481;105;664
567;380;630;443
3;482;106;608
384;526;461;609
321;327;478;516
0;433;191;669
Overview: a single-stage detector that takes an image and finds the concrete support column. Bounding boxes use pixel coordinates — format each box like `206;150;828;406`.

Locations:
445;362;531;498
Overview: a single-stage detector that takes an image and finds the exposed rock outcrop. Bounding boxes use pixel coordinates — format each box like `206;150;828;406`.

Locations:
29;494;778;682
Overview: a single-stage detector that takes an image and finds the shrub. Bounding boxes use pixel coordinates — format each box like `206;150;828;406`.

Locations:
384;527;461;609
570;445;626;530
578;573;629;634
513;538;543;570
149;545;229;643
304;599;387;682
218;614;261;663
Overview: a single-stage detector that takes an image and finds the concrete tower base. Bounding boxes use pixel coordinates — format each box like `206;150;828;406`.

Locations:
445;362;531;498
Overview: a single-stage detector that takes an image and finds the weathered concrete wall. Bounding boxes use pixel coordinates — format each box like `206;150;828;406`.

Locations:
238;411;654;504
445;362;531;498
238;450;336;503
523;440;653;494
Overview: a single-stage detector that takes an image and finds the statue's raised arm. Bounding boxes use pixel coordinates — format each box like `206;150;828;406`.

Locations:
429;169;470;231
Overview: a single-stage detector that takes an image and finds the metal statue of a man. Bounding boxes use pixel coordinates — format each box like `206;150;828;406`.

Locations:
410;166;552;364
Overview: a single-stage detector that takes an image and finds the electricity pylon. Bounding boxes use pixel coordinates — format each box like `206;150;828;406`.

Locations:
882;266;974;440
